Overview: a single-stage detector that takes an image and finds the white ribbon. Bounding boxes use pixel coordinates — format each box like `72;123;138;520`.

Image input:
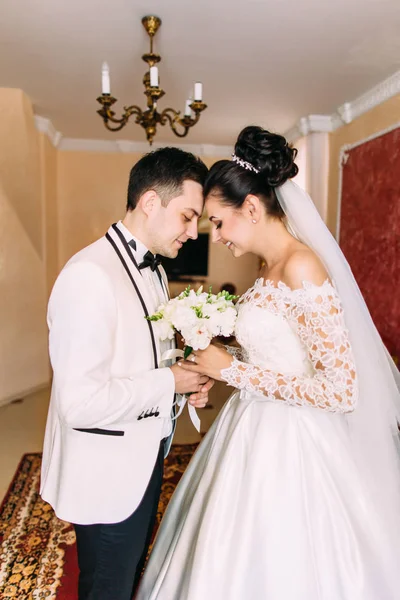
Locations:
160;349;201;433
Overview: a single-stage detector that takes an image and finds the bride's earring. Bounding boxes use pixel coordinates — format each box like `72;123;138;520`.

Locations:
252;219;257;224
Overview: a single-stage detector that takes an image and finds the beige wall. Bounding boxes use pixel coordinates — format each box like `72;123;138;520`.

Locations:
328;94;400;234
57;151;142;266
39;133;59;296
0;89;49;404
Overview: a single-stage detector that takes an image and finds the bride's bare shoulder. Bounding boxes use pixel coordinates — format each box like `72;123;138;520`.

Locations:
282;248;329;290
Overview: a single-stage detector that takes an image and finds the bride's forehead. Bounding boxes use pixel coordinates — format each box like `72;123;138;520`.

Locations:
205;194;228;210
206;200;241;222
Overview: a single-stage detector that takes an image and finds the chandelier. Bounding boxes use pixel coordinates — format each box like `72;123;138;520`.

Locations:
96;15;208;145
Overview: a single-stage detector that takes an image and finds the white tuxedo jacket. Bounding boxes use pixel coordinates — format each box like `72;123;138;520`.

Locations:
40;224;176;525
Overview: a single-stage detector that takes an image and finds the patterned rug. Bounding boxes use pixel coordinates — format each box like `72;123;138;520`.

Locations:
0;444;198;599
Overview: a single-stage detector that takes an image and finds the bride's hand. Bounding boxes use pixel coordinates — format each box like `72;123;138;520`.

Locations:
178;344;233;381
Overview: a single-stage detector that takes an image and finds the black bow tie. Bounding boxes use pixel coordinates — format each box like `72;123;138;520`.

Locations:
138;250;162;272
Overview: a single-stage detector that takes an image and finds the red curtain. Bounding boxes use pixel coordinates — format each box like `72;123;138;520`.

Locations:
339;127;400;360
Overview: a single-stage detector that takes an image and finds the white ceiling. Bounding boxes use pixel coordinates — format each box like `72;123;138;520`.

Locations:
1;0;400;146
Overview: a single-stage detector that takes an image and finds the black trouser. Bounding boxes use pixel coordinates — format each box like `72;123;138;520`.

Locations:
73;441;165;600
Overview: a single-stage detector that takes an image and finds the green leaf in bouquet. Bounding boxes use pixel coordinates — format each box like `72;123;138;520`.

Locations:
145;312;164;321
206;286;214;303
184;346;193;359
179;285;191;298
217;290;239;302
193;305;204;319
191;305;210;319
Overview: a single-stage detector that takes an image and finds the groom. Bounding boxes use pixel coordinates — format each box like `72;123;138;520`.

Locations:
40;147;212;600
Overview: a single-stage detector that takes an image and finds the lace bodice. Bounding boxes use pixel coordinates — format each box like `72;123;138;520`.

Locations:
222;279;358;413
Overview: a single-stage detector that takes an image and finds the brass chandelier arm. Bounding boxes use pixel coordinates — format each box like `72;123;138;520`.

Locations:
96;111;128;132
104;105;143;125
102;120;129;132
122;105;144;122
97;99;144;132
159;107;200;138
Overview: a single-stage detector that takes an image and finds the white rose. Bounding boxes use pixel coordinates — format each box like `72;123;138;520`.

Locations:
185;290;199;305
182;324;212;350
196;292;209;305
204;311;224;337
153;318;175;341
218;307;237;336
171;305;198;332
162;301;179;322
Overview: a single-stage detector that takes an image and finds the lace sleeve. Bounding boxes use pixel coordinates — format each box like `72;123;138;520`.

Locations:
221;286;358;413
225;345;243;361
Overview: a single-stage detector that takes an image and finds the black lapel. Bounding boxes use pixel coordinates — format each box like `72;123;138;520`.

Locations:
105;231;158;369
112;222;141;271
159;266;171;300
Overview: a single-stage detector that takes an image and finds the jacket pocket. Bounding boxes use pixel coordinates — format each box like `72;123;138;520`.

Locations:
73;428;124;437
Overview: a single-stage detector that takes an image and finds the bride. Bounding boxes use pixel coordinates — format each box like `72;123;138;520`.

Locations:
137;126;400;599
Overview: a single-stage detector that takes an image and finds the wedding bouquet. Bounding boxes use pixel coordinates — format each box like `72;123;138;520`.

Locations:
146;285;238;358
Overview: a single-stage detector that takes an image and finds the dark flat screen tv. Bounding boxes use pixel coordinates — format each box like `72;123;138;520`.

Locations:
160;233;209;281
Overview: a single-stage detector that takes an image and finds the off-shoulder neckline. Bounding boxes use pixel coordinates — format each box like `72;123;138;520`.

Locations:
253;278;335;294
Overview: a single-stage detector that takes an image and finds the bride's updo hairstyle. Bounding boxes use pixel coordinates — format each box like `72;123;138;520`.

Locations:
204;126;298;219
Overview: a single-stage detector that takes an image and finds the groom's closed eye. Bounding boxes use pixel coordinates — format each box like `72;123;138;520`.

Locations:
182;210;198;223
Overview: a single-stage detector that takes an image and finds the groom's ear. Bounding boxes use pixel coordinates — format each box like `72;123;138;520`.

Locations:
139;190;161;216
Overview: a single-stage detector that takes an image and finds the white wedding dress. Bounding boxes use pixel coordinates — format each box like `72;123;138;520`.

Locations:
137;278;399;600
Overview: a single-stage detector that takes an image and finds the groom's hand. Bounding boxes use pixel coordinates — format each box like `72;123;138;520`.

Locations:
188;377;215;408
170;363;214;408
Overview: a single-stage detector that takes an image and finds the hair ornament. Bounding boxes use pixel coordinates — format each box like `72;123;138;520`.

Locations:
231;153;259;174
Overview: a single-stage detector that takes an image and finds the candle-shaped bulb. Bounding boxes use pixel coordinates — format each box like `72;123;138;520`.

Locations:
150;66;159;87
194;82;203;101
184;99;192;117
102;62;110;95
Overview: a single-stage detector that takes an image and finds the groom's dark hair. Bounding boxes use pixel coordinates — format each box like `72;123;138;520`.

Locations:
126;147;208;211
